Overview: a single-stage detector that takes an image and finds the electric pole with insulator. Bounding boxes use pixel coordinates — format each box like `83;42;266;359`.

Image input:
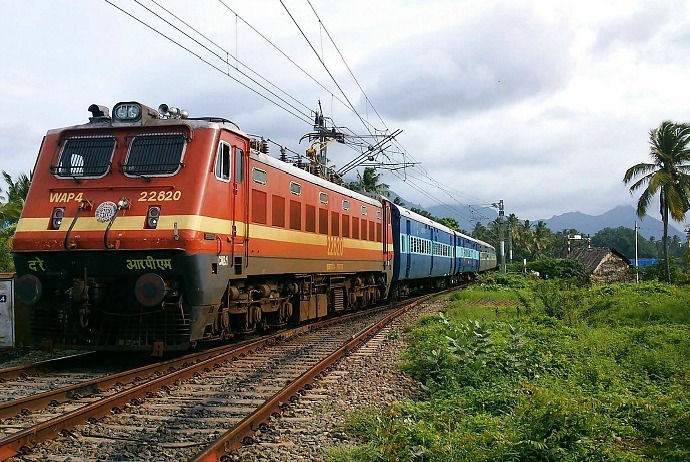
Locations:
494;200;506;273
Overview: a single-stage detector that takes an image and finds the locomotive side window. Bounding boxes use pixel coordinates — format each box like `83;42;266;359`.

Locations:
55;137;115;178
290;181;302;195
123;134;186;176
319;192;328;204
214;142;231;181
252;168;267;184
234;148;244;182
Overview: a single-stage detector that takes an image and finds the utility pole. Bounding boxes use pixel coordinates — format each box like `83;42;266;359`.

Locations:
497;200;506;273
635;220;639;284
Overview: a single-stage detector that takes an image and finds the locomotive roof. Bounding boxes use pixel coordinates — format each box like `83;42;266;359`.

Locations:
46;117;245;136
253;151;383;208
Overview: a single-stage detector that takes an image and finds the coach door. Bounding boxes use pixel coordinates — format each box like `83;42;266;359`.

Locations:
382;201;390;269
405;219;411;278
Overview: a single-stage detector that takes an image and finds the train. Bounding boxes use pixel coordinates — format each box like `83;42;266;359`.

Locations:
11;101;497;353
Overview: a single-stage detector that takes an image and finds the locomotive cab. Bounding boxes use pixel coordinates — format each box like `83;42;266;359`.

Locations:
12;102;249;351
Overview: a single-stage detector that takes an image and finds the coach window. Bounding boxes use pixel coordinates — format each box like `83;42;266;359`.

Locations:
215;142;231;181
290;181;302;195
234;147;244;182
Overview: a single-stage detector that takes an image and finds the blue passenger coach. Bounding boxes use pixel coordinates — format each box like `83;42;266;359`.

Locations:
391;204;456;297
390;202;497;298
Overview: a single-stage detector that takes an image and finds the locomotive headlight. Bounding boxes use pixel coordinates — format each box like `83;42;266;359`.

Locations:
113;102;142;121
50;207;65;230
146;206;161;229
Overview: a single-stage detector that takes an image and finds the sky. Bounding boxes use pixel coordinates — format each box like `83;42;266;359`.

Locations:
2;0;690;227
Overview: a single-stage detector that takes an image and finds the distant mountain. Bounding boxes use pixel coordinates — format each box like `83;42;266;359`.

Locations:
389;194;684;241
539;205;685;241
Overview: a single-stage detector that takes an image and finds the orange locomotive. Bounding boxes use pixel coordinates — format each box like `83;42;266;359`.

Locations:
12;102;393;352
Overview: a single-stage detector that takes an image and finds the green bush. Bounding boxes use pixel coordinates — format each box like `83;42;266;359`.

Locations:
330;280;690;462
528;257;588;282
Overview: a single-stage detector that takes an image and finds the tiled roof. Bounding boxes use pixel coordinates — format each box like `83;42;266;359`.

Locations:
566;247;630;274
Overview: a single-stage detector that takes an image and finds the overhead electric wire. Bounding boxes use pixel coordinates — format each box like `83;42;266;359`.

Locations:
147;0;312;115
108;0;496;225
104;0;315;125
127;0;313;123
278;0;380;138
304;0;389;133
215;0;375;132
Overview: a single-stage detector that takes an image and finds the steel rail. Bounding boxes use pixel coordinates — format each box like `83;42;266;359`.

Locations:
191;293;436;462
0;301;407;460
0;352;99;382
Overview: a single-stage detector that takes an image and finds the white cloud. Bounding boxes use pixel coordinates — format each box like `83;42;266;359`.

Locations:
2;0;690;227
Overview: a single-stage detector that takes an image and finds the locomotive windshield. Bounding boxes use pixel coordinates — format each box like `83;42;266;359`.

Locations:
54;137;116;178
122;134;186;177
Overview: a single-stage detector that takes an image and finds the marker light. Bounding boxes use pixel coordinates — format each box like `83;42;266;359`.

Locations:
113;102;142;121
51;207;65;230
146;206;161;229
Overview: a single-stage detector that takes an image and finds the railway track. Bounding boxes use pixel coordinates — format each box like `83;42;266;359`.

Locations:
0;292;443;461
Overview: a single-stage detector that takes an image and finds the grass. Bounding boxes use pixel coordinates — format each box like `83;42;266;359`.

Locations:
328;276;690;462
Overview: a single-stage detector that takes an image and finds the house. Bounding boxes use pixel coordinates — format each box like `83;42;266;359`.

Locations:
566;247;632;283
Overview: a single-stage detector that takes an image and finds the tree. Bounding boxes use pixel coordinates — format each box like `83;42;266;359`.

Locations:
410;207;435;220
393;196;405;207
623;121;690;282
532;221;553;259
0;171;31;272
505;213;521;262
436;217;460;231
349;167;390;197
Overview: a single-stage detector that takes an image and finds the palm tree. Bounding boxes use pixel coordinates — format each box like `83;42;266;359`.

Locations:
624;121;690;283
505;213;521;262
0;171;31;237
350;167;390;197
0;171;31;272
532;221;553;259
